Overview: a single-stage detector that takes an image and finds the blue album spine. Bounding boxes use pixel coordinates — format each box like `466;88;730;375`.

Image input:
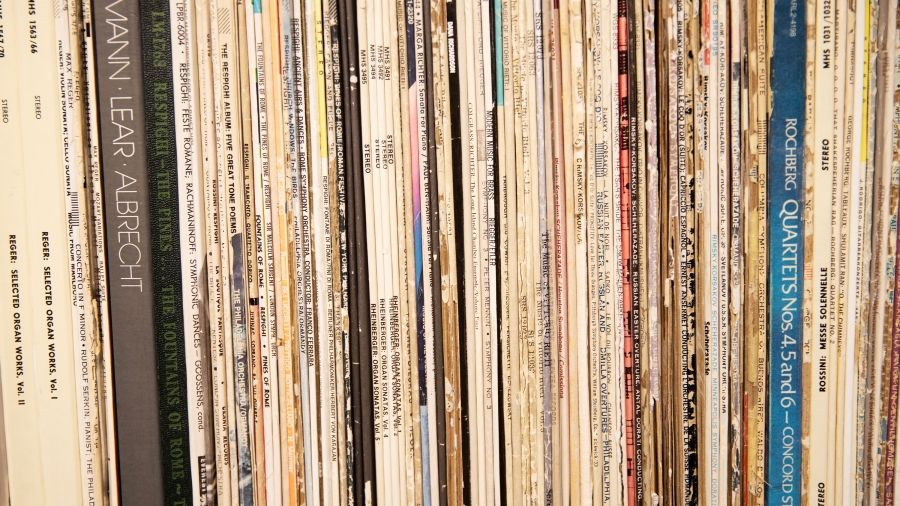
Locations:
765;0;807;503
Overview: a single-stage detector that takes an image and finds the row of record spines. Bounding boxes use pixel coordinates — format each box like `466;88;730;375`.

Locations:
26;0;900;502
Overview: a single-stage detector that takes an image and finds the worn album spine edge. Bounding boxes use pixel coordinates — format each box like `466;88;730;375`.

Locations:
864;0;890;498
80;0;121;499
847;0;872;499
327;1;353;501
597;0;626;498
727;0;743;501
53;2;106;500
431;0;460;501
287;0;317;501
522;0;543;497
313;0;342;497
467;0;489;501
213;2;244;505
879;7;900;501
455;2;479;501
860;0;881;497
483;0;502;500
627;0;645;499
334;0;362;500
261;0;295;501
549;0;572;497
303;0;329;500
701;1;713;500
641;0;663;499
584;0;600;499
714;0;730;499
334;1;354;499
287;0;315;499
680;0;700;498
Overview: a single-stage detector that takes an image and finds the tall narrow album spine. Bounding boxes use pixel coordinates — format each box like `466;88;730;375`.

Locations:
138;0;194;501
91;0;165;501
765;0;807;502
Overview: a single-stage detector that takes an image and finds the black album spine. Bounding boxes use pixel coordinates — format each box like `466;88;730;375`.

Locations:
626;0;643;499
445;1;470;505
421;2;449;504
337;0;377;502
89;0;164;502
137;0;194;503
328;0;353;498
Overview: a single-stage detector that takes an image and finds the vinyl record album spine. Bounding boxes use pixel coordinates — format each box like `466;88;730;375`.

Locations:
373;0;404;498
13;0;85;500
324;1;352;501
289;0;317;502
244;0;279;500
336;0;378;500
562;0;588;502
334;0;368;500
200;1;234;505
235;0;264;500
288;0;319;501
366;0;395;499
260;0;295;500
53;1;107;500
878;5;900;501
355;0;386;501
80;0;120;498
496;0;523;499
172;0;216;501
677;0;699;497
864;0;890;503
834;0;860;499
433;0;463;502
91;0;168;500
397;0;424;500
456;0;478;503
260;0;296;500
405;0;444;499
764;0;807;503
846;0;873;500
0;7;47;501
640;0;662;501
825;2;849;500
312;0;342;499
742;0;768;501
727;0;743;502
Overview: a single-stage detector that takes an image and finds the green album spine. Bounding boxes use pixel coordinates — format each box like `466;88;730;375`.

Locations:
139;1;194;503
